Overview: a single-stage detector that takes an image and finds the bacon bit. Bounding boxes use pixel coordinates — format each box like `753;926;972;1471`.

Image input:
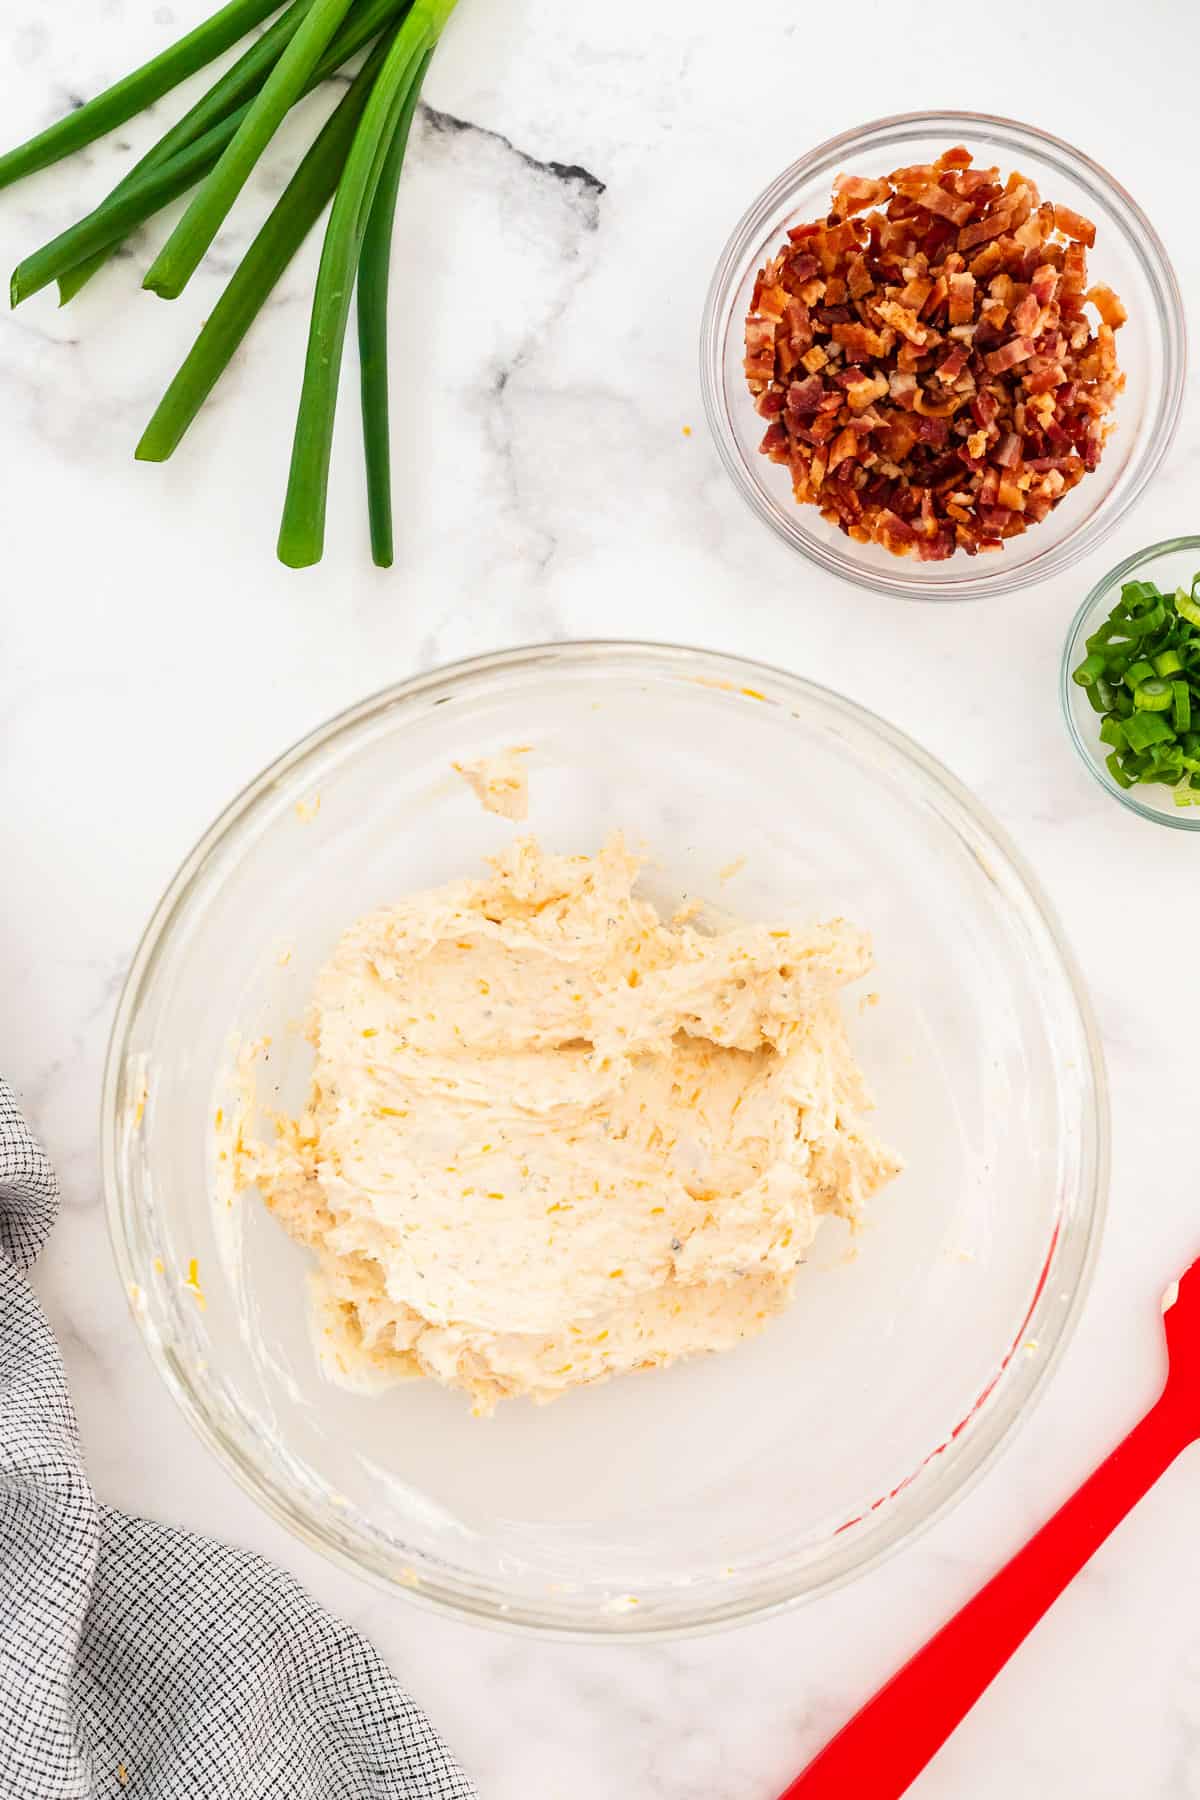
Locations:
1086;283;1128;330
915;183;973;226
1008;292;1041;337
845;373;889;411
959;209;1012;250
742;147;1125;559
875;299;927;345
947;270;976;325
898;273;934;311
992;430;1022;468
846;253;874;299
985;336;1035;373
831;320;889;361
831;173;891;218
786;374;825;415
935;345;968;383
1053;203;1096;247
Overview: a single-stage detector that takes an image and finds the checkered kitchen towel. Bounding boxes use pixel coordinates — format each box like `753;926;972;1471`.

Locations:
0;1076;477;1800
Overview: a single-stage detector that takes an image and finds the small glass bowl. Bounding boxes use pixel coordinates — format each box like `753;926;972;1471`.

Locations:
1061;535;1200;830
103;644;1107;1638
700;111;1186;602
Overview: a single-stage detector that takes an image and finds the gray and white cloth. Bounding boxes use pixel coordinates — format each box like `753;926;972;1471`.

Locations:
0;1076;477;1800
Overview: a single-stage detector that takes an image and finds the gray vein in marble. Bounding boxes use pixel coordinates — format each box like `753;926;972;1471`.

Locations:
420;103;606;212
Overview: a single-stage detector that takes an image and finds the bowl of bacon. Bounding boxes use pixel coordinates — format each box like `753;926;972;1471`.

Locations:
701;111;1185;600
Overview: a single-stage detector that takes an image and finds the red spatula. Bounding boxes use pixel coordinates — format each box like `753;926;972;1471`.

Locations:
779;1254;1200;1800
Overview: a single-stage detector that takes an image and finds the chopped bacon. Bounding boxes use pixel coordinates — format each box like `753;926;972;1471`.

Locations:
985;336;1035;373
846;253;875;299
992;431;1022;468
785;375;826;415
1086;284;1128;330
1008;292;1042;337
914;184;974;226
935;345;969;383
947;271;976;326
831;173;892;218
742;147;1125;560
831;320;889;362
1031;263;1059;305
1053;204;1096;247
875;300;927;344
959;210;1013;250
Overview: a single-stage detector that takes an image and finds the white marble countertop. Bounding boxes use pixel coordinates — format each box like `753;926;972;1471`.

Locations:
3;1;1200;1793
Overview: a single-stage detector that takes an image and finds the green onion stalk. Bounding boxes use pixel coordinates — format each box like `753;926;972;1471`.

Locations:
277;0;457;568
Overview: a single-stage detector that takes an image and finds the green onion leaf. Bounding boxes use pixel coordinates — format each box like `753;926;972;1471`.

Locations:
143;0;360;300
1106;751;1136;790
357;46;433;567
0;0;283;192
278;1;457;567
57;0;315;304
17;0;414;309
137;37;391;463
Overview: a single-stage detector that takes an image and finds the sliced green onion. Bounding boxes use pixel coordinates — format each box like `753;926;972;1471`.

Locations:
1124;659;1155;690
1072;651;1108;687
1153;647;1185;678
1124;602;1167;636
357;47;432;567
0;0;283;192
143;0;359;300
1176;586;1200;629
1122;712;1175;752
1106;751;1136;790
1173;682;1192;733
137;38;390;463
1133;677;1173;713
1098;716;1127;750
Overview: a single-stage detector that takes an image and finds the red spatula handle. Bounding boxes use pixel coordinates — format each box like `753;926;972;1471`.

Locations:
780;1391;1192;1800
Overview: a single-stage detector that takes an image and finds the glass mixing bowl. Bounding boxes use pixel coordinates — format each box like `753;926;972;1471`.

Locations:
104;644;1107;1636
700;111;1186;601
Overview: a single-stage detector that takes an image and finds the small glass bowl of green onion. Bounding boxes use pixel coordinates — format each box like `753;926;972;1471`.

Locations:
1062;536;1200;829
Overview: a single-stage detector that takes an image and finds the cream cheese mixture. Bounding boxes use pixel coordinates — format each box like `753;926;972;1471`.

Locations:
452;747;530;820
230;834;901;1412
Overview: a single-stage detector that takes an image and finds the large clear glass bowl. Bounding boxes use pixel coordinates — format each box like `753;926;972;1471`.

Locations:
700;111;1186;601
1062;535;1200;831
104;643;1107;1636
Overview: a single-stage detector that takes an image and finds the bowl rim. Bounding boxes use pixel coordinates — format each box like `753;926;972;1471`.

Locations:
700;108;1188;602
1061;534;1200;831
103;639;1110;1638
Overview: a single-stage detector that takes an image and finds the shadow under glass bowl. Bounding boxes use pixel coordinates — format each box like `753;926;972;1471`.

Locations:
104;643;1108;1637
1062;535;1200;831
701;110;1186;602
